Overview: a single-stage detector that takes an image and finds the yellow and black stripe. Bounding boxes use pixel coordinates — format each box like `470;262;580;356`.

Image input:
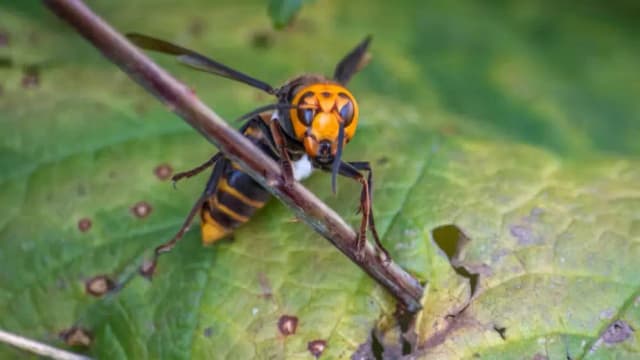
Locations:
200;115;276;244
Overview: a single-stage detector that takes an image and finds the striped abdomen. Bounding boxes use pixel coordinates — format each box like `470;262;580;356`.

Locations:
199;117;277;244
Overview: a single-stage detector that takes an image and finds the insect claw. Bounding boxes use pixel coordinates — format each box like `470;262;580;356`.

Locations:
170;173;185;185
280;174;293;188
378;249;391;265
354;235;366;261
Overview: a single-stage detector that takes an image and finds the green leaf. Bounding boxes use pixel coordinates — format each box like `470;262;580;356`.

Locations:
1;0;639;359
267;0;313;29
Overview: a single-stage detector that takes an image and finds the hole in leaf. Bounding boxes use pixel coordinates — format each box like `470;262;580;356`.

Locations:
370;330;384;360
393;303;417;355
402;337;412;355
432;224;467;259
432;224;479;297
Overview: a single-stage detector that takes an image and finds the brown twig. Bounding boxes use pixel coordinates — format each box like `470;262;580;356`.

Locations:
43;0;424;312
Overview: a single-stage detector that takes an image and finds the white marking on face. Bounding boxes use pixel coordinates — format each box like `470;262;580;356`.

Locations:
293;155;313;181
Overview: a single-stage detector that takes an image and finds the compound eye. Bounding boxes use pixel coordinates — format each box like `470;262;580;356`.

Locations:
338;93;355;126
296;91;316;126
298;108;315;126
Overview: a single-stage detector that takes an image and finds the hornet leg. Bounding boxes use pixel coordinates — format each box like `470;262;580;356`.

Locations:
172;152;222;185
336;161;390;262
142;159;227;276
268;117;295;186
171;116;261;185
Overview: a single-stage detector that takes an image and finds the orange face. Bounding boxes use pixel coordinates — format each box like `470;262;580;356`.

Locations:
289;83;359;164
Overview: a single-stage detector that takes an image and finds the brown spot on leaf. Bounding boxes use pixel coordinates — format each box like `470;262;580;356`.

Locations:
22;66;39;89
278;315;298;336
131;201;152;218
188;18;205;37
60;327;92;347
251;30;274;49
510;224;543;245
510;207;545;246
418;312;481;353
0;30;8;47
139;259;157;279
602;320;634;344
308;339;327;358
154;164;173;180
77;218;92;232
85;275;116;297
376;156;389;165
203;326;213;337
588;319;635;355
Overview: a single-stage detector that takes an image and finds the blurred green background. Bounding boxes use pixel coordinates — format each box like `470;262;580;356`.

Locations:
1;0;639;359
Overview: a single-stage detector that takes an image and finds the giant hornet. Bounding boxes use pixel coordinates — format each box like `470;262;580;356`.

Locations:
127;33;389;273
